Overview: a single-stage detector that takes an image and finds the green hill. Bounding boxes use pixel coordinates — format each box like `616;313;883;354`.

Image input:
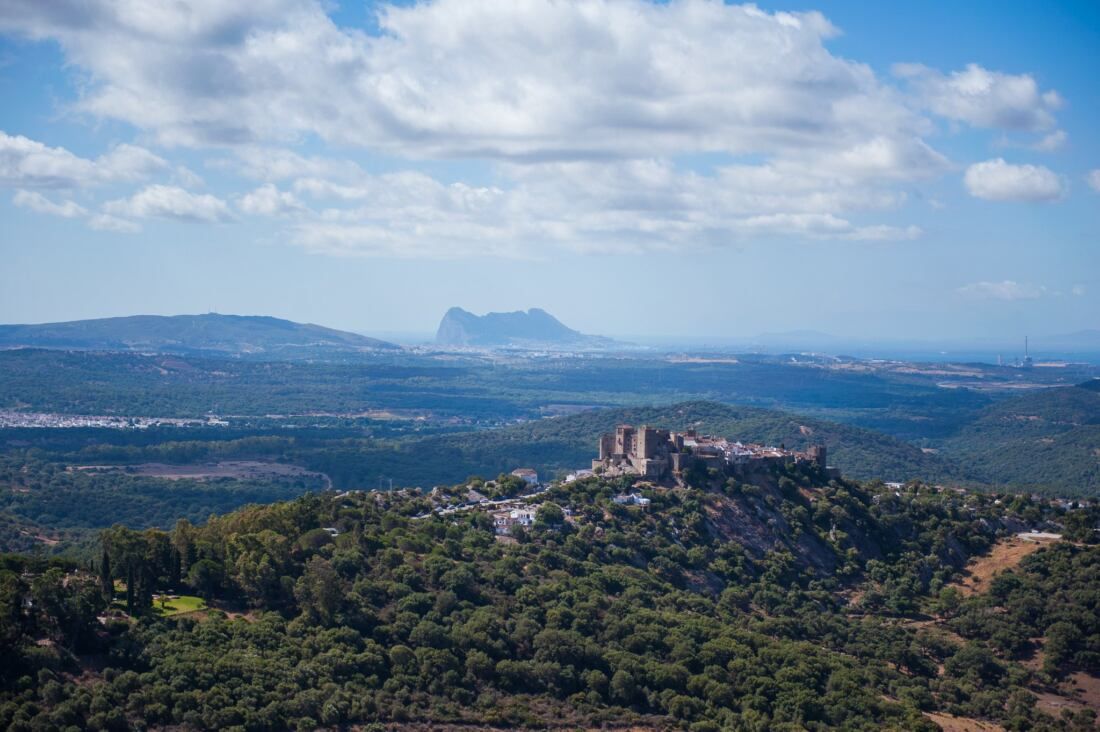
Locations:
3;472;1094;730
0;313;398;356
302;400;961;488
940;383;1100;494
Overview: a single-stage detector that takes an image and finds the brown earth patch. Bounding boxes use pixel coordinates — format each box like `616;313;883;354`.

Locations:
1068;671;1100;713
1033;691;1087;718
952;535;1058;597
923;712;1004;731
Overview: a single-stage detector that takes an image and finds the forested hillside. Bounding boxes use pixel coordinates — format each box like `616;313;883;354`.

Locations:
2;466;1097;730
941;383;1100;494
301;401;960;488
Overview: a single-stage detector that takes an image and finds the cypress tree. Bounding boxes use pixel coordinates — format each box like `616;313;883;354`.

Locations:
169;545;181;590
125;563;135;615
99;547;113;605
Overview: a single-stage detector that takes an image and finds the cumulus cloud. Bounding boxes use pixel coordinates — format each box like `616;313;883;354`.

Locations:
0;131;165;188
895;62;1061;131
1033;130;1066;152
0;0;931;163
13;186;142;233
958;280;1044;301
0;1;1074;257
285;159;920;257
1087;170;1100;193
964;158;1065;202
88;213;141;233
104;184;233;223
12;189;87;218
238;184;303;216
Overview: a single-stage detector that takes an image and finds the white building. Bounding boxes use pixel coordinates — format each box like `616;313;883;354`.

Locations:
493;508;538;535
612;492;651;507
511;468;539;487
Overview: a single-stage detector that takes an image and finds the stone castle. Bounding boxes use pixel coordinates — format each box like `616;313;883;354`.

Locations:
593;424;829;481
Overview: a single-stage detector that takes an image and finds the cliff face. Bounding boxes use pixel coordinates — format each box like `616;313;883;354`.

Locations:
434;307;615;348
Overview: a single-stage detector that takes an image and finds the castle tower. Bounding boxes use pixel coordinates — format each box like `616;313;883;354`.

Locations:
614;425;635;457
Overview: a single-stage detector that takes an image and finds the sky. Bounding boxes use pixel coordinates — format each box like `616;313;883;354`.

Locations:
0;0;1097;342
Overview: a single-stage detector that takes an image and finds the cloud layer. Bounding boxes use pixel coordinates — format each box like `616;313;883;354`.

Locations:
0;0;1087;257
0;131;164;188
958;280;1044;301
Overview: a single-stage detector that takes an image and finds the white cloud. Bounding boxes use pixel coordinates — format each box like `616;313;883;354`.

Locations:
895;62;1061;131
0;2;1075;258
13;186;142;233
238;184;303;216
1071;284;1086;297
0;0;931;164
12;189;87;218
172;166;205;188
104;184;233;223
1033;130;1066;152
88;213;141;233
964;158;1065;202
0;131;165;188
958;280;1044;301
228;148;366;183
1087;170;1100;193
285;159;921;257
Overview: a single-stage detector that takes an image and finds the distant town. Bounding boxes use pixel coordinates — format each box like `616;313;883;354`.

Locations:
0;410;227;430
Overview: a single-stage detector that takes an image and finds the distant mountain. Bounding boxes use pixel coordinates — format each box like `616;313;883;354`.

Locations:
435;307;616;349
0;314;399;356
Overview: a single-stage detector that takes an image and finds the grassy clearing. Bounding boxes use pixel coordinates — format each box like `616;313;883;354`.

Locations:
152;595;207;616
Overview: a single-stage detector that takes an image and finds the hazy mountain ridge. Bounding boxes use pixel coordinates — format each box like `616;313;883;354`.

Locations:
0;313;399;356
435;307;616;348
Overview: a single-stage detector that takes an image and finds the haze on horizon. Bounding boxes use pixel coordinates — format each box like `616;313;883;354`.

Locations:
1;0;1097;342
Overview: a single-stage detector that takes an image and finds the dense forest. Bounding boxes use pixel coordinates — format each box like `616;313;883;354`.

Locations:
2;463;1098;730
4;390;1099;556
0;454;326;552
940;384;1100;493
3;349;1098;497
0;400;969;555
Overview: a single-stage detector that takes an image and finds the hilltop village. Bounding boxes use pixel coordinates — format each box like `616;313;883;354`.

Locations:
413;424;840;535
593;423;836;481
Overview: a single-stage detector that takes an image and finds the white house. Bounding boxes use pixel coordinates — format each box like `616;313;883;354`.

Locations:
492;508;538;535
612;492;651;507
511;468;539;487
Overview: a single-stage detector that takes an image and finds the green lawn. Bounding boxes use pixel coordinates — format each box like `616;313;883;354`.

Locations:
152;594;207;616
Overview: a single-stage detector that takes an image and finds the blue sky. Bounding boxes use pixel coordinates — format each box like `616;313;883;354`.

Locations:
1;0;1097;342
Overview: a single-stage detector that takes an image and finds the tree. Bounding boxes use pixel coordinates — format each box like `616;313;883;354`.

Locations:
536;502;565;527
99;547;113;605
611;670;636;703
187;559;224;600
294;556;344;625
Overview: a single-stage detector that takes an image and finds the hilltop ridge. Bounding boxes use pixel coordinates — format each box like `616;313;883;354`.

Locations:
0;313;399;356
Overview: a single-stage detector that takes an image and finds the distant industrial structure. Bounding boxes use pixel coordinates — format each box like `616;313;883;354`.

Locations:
593;424;833;481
